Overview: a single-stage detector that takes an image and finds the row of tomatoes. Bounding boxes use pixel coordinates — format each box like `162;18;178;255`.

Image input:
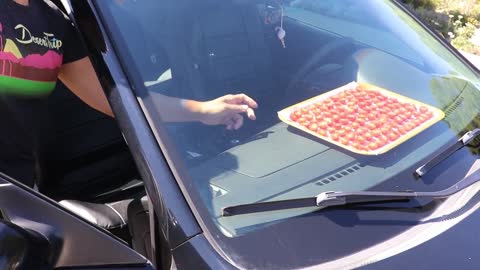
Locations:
289;88;434;151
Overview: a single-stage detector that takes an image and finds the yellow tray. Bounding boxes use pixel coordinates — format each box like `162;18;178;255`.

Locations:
278;82;445;155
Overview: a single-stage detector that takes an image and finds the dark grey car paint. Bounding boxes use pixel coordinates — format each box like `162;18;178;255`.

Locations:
72;0;203;249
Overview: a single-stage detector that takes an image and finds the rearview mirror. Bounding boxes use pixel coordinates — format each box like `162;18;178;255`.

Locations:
0;219;54;270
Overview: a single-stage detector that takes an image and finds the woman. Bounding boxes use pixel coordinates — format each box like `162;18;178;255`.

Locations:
0;0;257;187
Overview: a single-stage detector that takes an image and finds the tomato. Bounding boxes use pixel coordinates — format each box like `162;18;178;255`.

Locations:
387;132;399;141
357;144;369;151
351;141;361;150
346;133;356;141
340;138;349;145
417;116;427;123
322;111;333;118
330;95;340;102
378;135;388;145
397;126;407;135
337;129;347;137
331;133;340;141
377;94;387;101
394;116;404;124
318;121;328;129
376;139;386;148
356;135;367;144
366;122;377;130
419;106;429;113
364;131;373;139
372;129;382;137
425;111;434;119
317;129;327;137
308;123;318;131
368;141;379;150
339;118;350;126
387;111;397;118
388;97;398;104
290;112;299;121
305;114;314;121
299;120;310;127
412;118;422;127
351;122;360;129
367;112;378;121
380;126;390;134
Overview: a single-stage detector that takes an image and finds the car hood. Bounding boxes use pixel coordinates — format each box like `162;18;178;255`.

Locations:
308;160;480;270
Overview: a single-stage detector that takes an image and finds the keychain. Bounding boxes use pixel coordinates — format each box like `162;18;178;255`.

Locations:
263;0;286;48
276;0;286;48
275;26;286;48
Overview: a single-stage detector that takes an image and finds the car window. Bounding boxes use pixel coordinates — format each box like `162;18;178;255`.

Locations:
95;0;480;268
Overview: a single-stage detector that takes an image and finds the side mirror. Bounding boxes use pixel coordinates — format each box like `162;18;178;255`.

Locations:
0;219;54;270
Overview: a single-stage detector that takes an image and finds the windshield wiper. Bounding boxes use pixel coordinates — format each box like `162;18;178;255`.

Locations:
415;129;480;177
222;164;480;217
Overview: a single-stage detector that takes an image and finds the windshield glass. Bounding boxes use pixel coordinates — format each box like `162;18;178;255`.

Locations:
96;0;480;268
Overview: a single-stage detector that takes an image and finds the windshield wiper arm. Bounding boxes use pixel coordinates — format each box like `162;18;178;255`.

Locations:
222;165;480;217
415;129;480;177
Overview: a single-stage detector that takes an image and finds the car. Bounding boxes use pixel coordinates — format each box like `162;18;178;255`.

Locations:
2;0;480;269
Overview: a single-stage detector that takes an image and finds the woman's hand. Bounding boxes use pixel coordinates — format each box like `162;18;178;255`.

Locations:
198;94;258;130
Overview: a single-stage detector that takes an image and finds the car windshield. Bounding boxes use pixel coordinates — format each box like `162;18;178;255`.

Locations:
96;0;480;268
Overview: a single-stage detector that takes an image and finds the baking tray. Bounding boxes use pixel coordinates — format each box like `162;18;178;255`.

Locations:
278;82;445;155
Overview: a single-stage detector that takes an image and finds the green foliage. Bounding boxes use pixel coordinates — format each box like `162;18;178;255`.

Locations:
402;0;480;54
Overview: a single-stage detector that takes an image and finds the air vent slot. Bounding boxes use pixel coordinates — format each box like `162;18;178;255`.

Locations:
444;96;464;117
315;163;362;186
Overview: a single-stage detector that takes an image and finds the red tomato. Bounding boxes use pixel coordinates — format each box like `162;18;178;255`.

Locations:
351;141;361;150
419;106;429;113
323;111;333;118
318;121;328;129
378;135;389;145
368;142;379;150
397;126;407;135
387;111;397;118
340;138;349;145
317;129;327;137
425;111;434;119
412;119;422;127
290;113;299;122
394;116;404;124
387;132;399;141
337;129;347;137
372;129;382;137
380;126;390;134
376;139;386;148
366;122;377;130
331;133;340;141
356;135;367;145
299;120;310;127
339;118;350;126
364;131;373;139
308;123;318;131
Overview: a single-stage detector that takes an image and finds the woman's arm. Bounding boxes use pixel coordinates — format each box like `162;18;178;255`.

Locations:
58;57;257;129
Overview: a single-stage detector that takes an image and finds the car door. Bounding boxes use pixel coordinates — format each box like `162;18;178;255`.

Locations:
0;174;154;270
